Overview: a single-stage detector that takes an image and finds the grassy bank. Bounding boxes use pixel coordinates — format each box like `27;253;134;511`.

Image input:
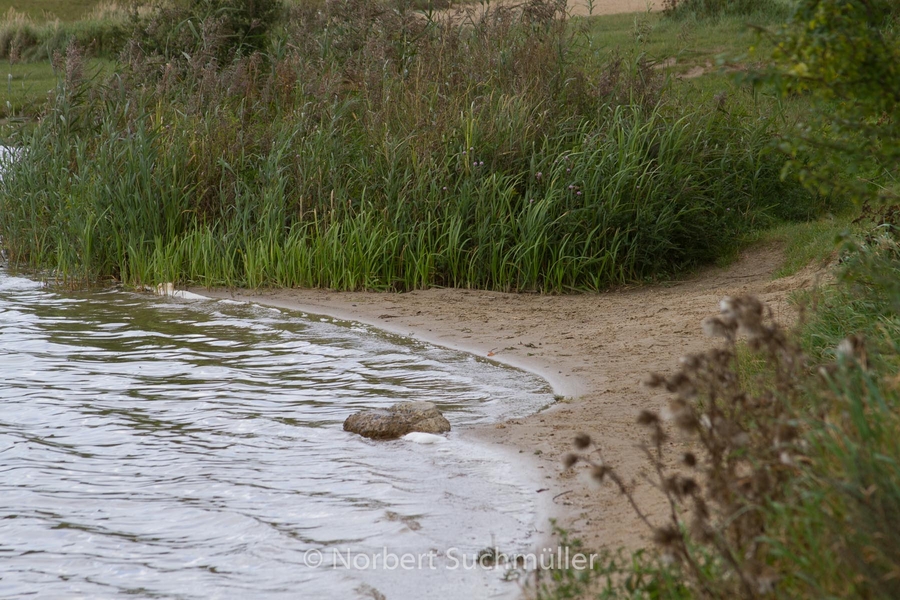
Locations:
0;0;826;290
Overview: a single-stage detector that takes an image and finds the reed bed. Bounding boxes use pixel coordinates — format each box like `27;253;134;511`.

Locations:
0;0;823;291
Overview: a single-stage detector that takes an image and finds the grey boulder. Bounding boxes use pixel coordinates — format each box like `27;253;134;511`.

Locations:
343;401;451;440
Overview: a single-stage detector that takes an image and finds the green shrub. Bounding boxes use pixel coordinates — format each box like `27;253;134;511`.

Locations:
756;0;900;204
132;0;285;63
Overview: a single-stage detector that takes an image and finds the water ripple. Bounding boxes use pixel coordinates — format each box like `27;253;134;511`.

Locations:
0;272;552;599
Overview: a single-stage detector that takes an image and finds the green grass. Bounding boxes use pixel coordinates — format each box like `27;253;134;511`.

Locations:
746;213;855;278
0;59;112;119
583;10;774;74
0;0;103;22
772;238;900;599
0;61;55;117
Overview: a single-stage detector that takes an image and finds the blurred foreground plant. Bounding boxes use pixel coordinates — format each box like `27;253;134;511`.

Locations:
566;290;900;598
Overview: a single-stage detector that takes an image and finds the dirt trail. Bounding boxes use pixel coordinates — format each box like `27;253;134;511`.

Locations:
564;0;659;16
193;245;822;552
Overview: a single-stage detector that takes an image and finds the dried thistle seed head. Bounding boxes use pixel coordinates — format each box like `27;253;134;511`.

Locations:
693;497;710;520
671;403;699;432
734;296;765;338
637;410;660;426
650;427;668;446
591;464;610;482
562;453;578;469
682;452;697;467
643;372;666;388
701;316;735;340
678;353;702;369
573;433;591;450
652;525;681;548
690;516;713;543
719;296;736;315
664;372;697;399
680;477;699;496
709;347;734;365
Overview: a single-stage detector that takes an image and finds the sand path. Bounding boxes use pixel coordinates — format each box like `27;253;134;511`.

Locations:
555;0;659;16
192;244;823;553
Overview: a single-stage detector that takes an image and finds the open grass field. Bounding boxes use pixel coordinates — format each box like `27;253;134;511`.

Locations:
0;59;113;119
1;62;55;118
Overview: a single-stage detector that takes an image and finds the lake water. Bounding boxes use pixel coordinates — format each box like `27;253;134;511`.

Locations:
0;271;554;599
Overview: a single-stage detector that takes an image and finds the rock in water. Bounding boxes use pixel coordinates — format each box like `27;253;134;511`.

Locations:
343;401;451;440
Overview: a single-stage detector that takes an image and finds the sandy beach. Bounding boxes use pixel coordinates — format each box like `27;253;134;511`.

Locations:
191;244;822;554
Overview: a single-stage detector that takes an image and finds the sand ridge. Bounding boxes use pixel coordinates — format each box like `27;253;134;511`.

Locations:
191;245;822;552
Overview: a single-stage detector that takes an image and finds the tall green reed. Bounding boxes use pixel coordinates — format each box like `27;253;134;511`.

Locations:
0;0;823;291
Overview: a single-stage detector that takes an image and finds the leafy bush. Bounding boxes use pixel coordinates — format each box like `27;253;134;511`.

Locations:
756;0;900;204
132;0;285;62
